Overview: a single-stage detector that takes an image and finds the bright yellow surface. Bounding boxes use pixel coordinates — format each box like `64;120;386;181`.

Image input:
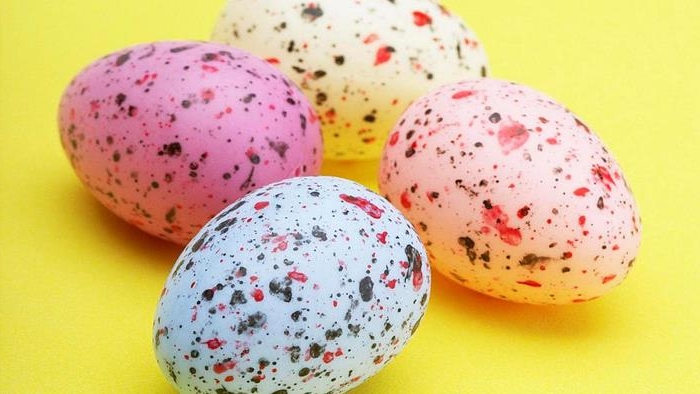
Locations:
1;0;699;392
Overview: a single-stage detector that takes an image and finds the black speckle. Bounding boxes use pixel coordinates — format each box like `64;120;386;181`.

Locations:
201;53;218;62
289;346;301;363
312;225;327;241
268;139;289;159
115;93;126;106
359;276;374;302
170;45;196;53
165;207;176;224
334;55;345;65
325;328;343;340
230;290;247;305
483;199;493;210
458;236;475;249
202;289;214;301
237;312;267;334
309;342;325;358
115;51;131;67
302;4;324;21
191;231;208;253
181;100;191;109
489;112;501;123
405;147;416;158
269;277;293;302
242;93;256;104
363;114;376;123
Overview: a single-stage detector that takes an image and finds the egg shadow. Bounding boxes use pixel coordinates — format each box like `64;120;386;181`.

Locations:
53;179;182;272
427;269;613;339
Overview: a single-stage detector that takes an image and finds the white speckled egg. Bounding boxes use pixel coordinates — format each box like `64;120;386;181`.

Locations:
153;176;430;393
212;0;488;160
58;41;323;245
379;78;641;305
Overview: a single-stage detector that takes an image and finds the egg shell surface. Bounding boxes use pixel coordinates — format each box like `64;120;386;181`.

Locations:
58;41;323;245
379;78;641;305
153;176;430;393
212;0;488;160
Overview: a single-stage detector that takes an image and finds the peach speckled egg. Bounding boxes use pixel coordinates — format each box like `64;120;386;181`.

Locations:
379;78;641;305
212;0;488;160
58;41;323;244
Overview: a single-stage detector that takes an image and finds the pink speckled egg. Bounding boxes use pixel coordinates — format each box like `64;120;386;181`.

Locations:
379;78;641;305
212;0;488;160
58;41;323;244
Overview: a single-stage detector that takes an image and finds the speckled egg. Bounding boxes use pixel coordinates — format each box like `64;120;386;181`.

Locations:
212;0;488;160
58;41;323;244
379;78;641;305
153;176;430;393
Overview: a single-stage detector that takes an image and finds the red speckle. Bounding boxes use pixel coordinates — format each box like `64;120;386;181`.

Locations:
205;338;226;350
499;227;522;246
201;64;219;73
593;165;616;191
546;138;558;145
213;360;236;374
602;274;617;284
288;271;308;283
578;216;586;226
412;11;432;26
517;280;542;288
412;271;423;291
274;241;288;252
387;279;397;289
497;122;529;154
400;190;412;209
574;187;590;197
517;206;530;219
452;90;475;99
201;89;215;102
224;376;234;382
308;107;318;124
538;117;549;123
254;201;269;211
612;244;620;251
482;204;522;246
339;194;384;219
389;131;400;146
363;33;379;44
251;289;264;302
190;306;197;322
266;57;280;65
376;231;388;244
373;355;384;364
562;251;573;259
323;352;335;363
374;46;394;66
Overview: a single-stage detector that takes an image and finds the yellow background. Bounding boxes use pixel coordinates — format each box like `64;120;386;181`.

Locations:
1;0;699;392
